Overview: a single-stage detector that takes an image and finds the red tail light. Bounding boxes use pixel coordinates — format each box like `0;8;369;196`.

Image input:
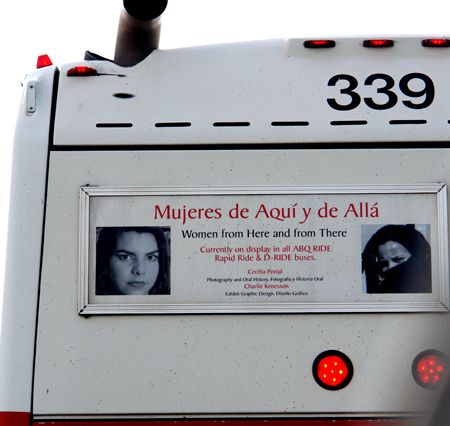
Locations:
37;55;53;69
304;40;336;48
67;67;98;77
412;350;448;389
363;39;394;48
422;39;450;47
313;350;354;390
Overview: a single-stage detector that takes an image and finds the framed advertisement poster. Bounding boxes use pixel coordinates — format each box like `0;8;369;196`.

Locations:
78;184;449;314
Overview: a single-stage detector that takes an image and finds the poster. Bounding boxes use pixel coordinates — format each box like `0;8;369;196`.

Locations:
78;184;448;314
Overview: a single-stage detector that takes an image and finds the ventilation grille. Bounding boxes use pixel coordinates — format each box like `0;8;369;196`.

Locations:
95;119;434;128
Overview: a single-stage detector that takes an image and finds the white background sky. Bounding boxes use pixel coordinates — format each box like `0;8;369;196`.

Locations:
1;0;449;328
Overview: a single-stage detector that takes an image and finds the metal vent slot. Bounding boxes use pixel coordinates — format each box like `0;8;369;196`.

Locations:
155;122;191;128
390;120;427;125
330;120;368;126
213;122;250;127
271;121;309;127
96;123;133;128
113;93;135;99
93;118;436;131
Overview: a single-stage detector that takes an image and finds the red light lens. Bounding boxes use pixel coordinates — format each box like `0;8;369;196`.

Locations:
416;356;444;385
422;39;450;47
67;67;98;77
412;350;448;389
37;54;53;69
317;356;348;386
313;350;354;390
304;40;336;48
363;40;394;48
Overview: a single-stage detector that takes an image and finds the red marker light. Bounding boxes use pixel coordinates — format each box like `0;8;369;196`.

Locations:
318;356;348;386
313;350;354;390
422;39;450;47
304;40;336;48
67;67;98;77
37;55;53;69
412;350;448;389
363;39;394;48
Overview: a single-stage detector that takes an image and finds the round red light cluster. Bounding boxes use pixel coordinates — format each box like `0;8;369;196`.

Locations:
317;355;348;386
413;350;448;389
417;355;443;385
313;350;353;390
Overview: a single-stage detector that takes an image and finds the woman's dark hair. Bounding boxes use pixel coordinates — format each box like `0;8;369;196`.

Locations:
362;224;431;293
96;226;170;295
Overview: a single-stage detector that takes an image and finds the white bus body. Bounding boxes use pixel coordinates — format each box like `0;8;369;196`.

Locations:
1;2;450;425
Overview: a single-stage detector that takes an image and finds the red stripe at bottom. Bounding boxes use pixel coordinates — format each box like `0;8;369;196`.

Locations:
0;412;30;426
32;419;420;426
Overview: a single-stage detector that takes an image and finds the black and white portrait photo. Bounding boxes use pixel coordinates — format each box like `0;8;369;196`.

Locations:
96;226;170;296
362;224;432;294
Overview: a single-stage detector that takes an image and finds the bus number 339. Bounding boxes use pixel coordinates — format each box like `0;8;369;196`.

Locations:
327;73;435;111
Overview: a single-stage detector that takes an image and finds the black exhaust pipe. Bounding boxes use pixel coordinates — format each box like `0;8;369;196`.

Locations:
114;0;168;67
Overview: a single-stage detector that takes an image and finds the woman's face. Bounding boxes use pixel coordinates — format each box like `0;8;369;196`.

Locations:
108;231;160;295
378;240;411;273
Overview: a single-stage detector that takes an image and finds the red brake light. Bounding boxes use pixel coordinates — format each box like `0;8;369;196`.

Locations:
422;39;450;47
318;356;348;386
67;67;98;77
304;40;336;48
363;39;394;48
313;350;354;390
37;55;53;69
412;350;448;389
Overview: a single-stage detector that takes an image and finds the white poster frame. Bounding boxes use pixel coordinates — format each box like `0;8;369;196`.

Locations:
78;184;449;315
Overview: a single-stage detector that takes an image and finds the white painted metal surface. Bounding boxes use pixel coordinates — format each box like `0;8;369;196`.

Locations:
33;149;450;417
0;66;55;414
54;36;450;146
